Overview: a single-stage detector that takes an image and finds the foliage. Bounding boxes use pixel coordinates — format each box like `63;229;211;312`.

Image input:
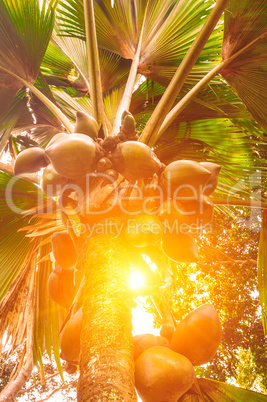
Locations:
160;210;267;394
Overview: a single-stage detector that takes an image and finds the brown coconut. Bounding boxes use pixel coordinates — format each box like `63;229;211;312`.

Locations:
133;333;169;361
51;231;77;269
170;304;222;366
161;160;211;198
161;231;199;263
45;133;103;179
200;161;221;195
14;147;48;175
109;141;163;181
74;111;99;140
47;267;78;309
60;308;83;364
41;164;68;197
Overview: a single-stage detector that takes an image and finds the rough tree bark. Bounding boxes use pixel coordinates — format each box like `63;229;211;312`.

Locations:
77;234;137;401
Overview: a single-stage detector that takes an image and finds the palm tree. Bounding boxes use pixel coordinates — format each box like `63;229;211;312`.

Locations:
0;0;266;400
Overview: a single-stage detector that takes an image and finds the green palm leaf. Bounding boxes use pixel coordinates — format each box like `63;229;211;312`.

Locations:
0;0;56;82
0;0;57;148
0;90;28;152
198;378;267;401
0;245;37;355
0;172;44;301
41;41;88;95
180;378;267;401
132;78;251;123
221;0;267;130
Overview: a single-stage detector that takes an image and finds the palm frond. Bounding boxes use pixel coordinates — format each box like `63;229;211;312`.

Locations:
139;0;222;85
0;172;44;301
196;378;267;401
0;0;56;83
132;78;251;124
221;0;267;130
34;243;64;379
0;244;38;355
41;41;88;96
0;90;29;153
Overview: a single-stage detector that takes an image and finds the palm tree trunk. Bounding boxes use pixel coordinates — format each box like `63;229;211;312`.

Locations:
77;234;137;401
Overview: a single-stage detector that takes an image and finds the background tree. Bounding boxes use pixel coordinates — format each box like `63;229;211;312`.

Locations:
0;0;266;401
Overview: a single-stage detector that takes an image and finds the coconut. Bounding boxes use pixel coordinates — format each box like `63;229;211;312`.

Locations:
96;157;113;173
161;160;211;198
178;195;214;228
170;304;222;366
200;162;221;195
133;333;169;361
124;215;163;247
161;231;199;263
45;133;67;149
41;164;68;197
135;346;195;402
47;267;77;309
60;308;83;364
109;141;163;181
45;133;103;179
74;111;99;140
51;231;77;269
14;147;48;175
65;362;77;374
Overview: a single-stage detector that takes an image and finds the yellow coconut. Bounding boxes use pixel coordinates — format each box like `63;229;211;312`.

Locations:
170;304;222;366
135;346;195;402
14;147;48;175
161;231;199;263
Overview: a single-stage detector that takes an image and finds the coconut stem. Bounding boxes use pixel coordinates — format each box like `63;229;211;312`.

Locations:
83;0;105;130
139;0;230;146
153;34;267;144
212;197;267;209
112;2;148;135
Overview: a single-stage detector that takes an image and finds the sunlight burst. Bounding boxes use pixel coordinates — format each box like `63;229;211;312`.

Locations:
130;271;145;289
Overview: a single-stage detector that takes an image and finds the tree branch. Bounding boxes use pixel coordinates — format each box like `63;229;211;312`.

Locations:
83;0;105;129
212;197;267;209
17;373;60;396
0;360;33;402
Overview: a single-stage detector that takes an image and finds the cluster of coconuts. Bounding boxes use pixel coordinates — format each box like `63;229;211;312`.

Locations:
134;304;222;401
123;158;220;262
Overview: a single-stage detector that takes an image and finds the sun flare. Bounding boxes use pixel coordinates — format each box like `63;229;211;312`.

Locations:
130;271;145;289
